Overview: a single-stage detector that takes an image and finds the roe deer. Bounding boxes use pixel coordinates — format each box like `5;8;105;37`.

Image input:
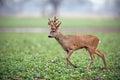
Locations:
48;16;108;69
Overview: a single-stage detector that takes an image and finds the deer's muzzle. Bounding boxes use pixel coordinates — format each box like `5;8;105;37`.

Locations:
48;35;53;38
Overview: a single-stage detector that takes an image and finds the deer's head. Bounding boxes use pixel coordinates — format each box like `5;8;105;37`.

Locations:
48;16;61;38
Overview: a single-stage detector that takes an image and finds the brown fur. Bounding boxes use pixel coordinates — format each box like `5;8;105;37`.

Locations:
48;17;108;69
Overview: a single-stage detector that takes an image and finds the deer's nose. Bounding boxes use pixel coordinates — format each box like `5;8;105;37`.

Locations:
48;35;52;38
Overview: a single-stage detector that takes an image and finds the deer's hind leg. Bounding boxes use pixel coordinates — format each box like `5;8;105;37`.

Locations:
95;49;108;69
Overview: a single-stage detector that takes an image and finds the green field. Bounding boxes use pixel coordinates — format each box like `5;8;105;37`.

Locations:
0;17;120;27
0;33;120;80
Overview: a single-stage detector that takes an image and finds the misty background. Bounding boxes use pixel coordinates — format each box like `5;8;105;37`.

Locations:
0;0;120;17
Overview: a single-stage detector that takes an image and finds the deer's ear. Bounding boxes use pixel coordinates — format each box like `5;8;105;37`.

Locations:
48;22;50;25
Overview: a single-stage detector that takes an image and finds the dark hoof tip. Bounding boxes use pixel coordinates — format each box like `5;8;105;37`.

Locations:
74;66;77;68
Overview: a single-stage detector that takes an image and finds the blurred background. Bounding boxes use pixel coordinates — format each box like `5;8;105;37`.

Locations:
0;0;120;32
0;0;120;17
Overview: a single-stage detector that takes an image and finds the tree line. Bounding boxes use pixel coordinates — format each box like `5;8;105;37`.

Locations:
0;0;120;16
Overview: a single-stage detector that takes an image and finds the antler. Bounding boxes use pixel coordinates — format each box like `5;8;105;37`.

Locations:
54;16;58;23
48;16;61;28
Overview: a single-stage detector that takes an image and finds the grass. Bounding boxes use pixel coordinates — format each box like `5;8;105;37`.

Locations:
0;17;120;27
0;32;120;80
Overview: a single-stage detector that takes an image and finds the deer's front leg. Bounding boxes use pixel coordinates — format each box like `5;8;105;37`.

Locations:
66;50;76;68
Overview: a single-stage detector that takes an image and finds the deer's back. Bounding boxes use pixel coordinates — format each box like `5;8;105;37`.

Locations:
61;34;99;51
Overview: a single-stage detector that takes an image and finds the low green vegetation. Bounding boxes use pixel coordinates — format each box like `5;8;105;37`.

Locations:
0;33;120;80
0;17;120;27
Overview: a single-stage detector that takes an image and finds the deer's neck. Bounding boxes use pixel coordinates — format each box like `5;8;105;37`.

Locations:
55;32;65;46
55;32;69;51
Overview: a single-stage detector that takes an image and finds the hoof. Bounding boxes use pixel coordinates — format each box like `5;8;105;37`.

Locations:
74;66;77;68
